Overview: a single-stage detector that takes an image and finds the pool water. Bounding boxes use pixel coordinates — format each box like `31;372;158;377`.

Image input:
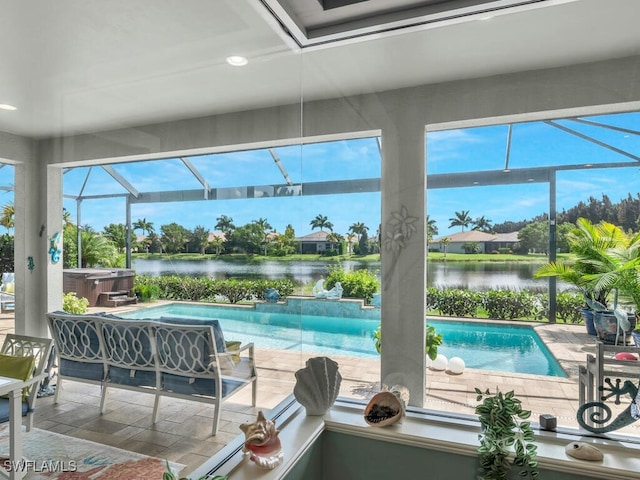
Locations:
120;303;566;377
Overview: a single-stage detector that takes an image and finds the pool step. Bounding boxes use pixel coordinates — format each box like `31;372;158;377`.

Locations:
98;290;138;308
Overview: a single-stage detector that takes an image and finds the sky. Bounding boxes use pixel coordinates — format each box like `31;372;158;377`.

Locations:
0;111;639;238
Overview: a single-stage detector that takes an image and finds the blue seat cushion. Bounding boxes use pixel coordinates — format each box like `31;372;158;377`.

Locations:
107;366;156;387
161;373;245;398
0;398;29;423
59;359;104;381
155;317;227;354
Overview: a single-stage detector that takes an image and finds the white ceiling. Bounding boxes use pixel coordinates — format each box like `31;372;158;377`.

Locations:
0;0;639;139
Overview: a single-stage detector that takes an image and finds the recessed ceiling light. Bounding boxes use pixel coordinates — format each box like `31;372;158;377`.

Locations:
226;56;248;67
0;104;17;111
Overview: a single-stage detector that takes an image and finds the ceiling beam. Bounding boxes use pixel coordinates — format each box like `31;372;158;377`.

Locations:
544;120;640;162
269;149;293;186
180;157;211;199
101;165;140;198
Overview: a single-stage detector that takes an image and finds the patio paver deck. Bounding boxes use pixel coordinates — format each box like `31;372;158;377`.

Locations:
2;305;639;477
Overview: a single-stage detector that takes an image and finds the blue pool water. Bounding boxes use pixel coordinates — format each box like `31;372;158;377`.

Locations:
120;303;566;377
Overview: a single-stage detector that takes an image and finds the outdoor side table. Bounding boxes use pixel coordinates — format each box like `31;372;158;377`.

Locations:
0;374;45;480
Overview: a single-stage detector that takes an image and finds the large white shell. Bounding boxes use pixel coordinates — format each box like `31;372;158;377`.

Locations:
565;442;604;461
293;356;342;415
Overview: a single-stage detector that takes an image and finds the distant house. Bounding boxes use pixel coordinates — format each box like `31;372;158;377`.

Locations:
296;231;331;254
431;230;519;254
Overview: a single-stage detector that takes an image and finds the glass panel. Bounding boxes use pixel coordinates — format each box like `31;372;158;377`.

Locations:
427;113;640;438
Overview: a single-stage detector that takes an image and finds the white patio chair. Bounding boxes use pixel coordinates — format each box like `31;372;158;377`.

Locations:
0;272;14;313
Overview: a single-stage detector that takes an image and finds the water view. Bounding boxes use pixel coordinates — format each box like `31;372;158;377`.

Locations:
132;258;550;290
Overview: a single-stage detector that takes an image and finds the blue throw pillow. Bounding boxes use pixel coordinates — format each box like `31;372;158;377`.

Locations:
154;317;227;354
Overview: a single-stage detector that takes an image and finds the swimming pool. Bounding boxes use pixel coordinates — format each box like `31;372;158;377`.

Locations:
120;302;566;377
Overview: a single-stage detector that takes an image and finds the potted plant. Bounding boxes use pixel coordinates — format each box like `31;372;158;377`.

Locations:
164;461;227;480
474;388;538;480
535;218;635;339
373;323;442;360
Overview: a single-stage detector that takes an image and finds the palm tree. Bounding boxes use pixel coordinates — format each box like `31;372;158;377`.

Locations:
0;203;14;232
190;225;210;254
426;215;438;241
439;237;451;258
215;215;235;238
449;210;472;232
348;222;368;241
80;230;119;267
346;233;356;254
133;218;154;236
253;218;273;255
210;235;224;255
536;218;640;309
472;215;493;233
326;232;343;253
133;218;154;253
310;214;333;232
62;208;74;229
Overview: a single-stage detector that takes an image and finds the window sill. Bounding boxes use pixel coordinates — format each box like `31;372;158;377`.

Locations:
192;396;640;480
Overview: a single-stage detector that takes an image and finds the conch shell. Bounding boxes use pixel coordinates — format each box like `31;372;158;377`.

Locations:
239;411;283;469
364;384;410;427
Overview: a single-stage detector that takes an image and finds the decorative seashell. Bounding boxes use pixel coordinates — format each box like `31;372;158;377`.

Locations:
293;356;342;415
239;411;283;469
565;442;604;461
364;384;409;427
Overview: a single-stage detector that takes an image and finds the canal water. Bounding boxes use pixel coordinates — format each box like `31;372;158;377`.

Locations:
132;258;549;290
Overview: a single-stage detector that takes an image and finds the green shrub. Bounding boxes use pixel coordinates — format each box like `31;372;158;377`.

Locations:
133;275;295;304
430;288;481;317
462;242;481;254
482;290;538;320
555;291;584;324
134;283;161;302
325;267;378;303
62;292;89;314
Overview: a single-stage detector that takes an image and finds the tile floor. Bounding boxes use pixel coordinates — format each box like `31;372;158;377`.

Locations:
2;306;640;477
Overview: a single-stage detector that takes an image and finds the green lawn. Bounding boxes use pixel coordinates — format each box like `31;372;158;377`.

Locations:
426;252;572;262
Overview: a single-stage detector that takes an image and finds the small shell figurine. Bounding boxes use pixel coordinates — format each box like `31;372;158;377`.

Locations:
364;384;410;427
239;411;283;469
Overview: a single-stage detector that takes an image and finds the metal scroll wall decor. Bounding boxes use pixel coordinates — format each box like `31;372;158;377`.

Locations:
577;377;640;433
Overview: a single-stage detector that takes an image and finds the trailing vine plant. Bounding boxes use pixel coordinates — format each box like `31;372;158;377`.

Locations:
474;388;538;480
163;461;227;480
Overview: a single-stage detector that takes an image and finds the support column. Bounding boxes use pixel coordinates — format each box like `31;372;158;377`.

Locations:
380;121;426;407
125;195;131;268
13;158;63;337
548;171;557;322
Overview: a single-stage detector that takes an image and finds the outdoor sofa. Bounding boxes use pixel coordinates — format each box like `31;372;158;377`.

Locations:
46;311;257;435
